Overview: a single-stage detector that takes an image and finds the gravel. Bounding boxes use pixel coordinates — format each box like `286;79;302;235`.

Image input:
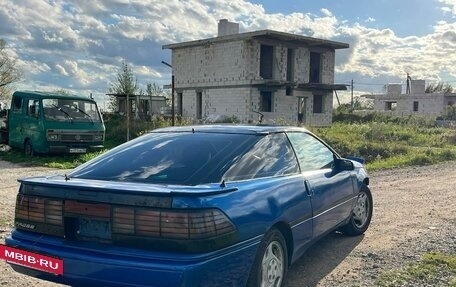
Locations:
0;160;455;287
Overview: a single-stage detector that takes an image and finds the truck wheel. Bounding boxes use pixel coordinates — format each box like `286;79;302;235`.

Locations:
24;139;34;156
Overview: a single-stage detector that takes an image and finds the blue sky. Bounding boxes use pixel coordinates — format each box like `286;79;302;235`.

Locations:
2;0;456;107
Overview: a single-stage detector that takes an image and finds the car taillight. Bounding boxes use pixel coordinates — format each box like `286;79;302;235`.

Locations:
113;207;236;240
112;206;237;252
15;194;64;236
13;193;237;252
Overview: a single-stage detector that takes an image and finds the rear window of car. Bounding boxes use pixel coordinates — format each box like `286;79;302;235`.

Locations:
69;132;255;185
70;131;299;185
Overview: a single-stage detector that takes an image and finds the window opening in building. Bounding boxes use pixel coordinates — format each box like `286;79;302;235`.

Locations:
177;92;183;115
260;45;273;79
286;86;293;96
286;48;294;96
260;91;273;112
313;94;324;114
286;48;294;82
309;52;321;83
196;92;202;119
385;101;397;111
413;101;419;112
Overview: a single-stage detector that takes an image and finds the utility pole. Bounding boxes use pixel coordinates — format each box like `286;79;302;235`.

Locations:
351;79;354;111
171;75;175;126
126;93;130;141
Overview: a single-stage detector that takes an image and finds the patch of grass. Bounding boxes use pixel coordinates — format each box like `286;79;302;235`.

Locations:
376;252;456;287
314;121;456;171
366;148;456;171
0;149;105;169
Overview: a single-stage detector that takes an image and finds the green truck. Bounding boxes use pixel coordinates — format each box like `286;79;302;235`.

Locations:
0;91;105;155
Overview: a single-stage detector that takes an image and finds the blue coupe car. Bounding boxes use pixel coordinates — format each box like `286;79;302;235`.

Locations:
4;125;372;287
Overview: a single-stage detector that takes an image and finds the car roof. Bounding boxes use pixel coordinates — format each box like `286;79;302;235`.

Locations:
12;90;96;102
151;124;310;135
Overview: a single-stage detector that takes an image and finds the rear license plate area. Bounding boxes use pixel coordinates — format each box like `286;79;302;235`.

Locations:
64;201;112;242
76;217;111;240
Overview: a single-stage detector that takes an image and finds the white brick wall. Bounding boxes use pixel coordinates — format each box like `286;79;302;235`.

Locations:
172;38;338;126
295;48;310;83
179;87;334;126
321;51;335;84
173;40;254;88
251;89;298;123
181;88;251;122
372;93;449;117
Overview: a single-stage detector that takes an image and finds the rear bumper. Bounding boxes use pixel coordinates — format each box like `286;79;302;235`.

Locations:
5;230;259;287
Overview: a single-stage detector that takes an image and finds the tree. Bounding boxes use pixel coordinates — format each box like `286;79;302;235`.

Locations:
145;82;163;97
425;82;453;93
335;96;373;113
108;61;138;112
0;39;22;98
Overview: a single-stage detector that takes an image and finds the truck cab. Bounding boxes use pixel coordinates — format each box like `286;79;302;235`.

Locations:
6;91;105;155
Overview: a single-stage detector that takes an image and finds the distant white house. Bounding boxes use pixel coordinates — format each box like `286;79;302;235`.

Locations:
363;80;456;117
162;20;349;126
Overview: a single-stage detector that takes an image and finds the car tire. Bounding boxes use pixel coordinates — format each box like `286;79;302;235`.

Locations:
247;228;288;287
24;139;34;156
341;185;373;236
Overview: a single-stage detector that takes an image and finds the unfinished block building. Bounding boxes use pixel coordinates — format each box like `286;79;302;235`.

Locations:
163;20;349;126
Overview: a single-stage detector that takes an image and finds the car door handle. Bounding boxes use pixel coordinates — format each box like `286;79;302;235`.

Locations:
304;180;312;196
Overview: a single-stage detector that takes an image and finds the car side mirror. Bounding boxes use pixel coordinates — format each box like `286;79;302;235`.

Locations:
335;158;354;171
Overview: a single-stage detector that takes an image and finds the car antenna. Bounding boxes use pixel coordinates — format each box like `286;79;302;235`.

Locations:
64;174;70;181
220;180;226;188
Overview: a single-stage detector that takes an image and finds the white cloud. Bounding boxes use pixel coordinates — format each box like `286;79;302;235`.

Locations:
55;64;69;76
23;60;51;75
336;16;456;85
321;8;333;17
134;65;162;78
439;0;456;15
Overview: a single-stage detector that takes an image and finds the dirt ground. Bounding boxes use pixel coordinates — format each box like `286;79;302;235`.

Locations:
0;160;455;286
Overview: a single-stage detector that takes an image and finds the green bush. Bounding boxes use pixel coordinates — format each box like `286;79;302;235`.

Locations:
439;105;456;120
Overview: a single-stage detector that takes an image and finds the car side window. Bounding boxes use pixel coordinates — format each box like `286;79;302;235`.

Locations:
223;133;299;181
26;99;40;118
12;96;22;113
287;132;334;172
